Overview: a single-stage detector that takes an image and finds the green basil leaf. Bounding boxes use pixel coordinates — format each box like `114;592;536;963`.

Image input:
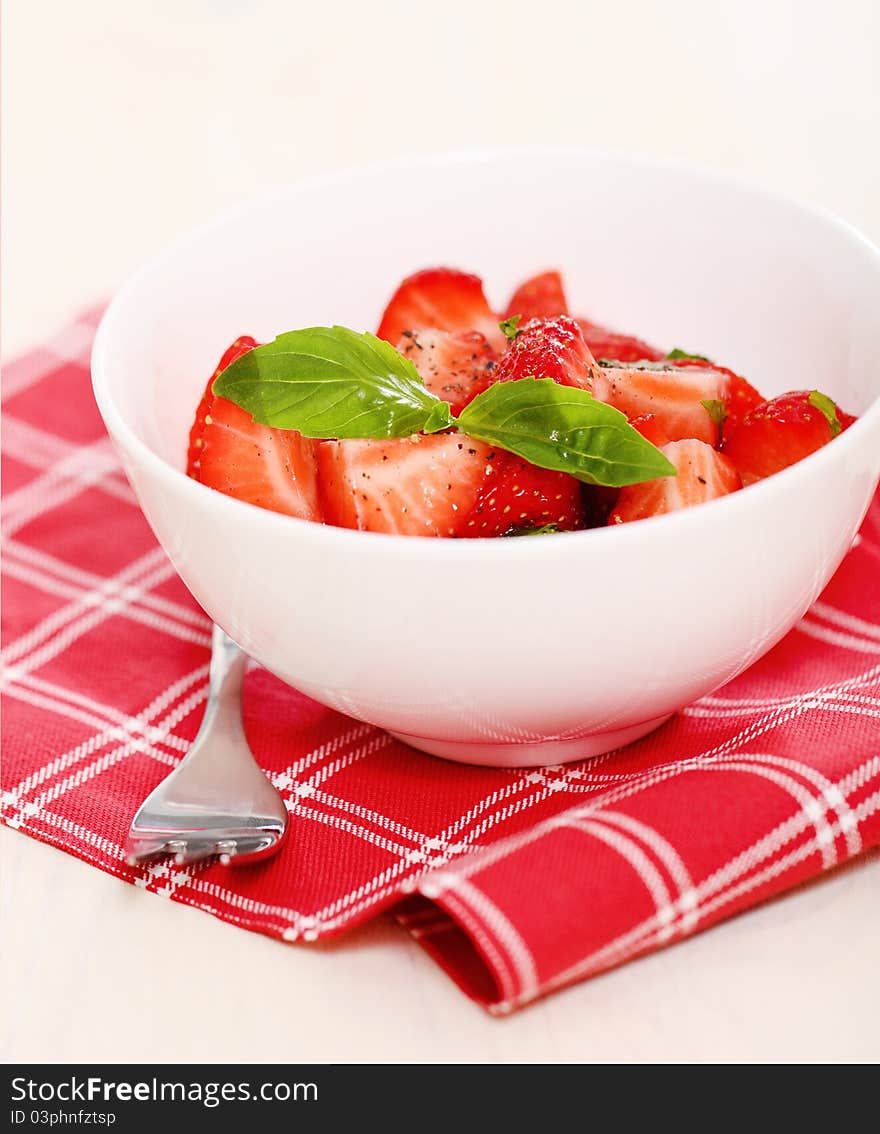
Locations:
499;314;522;341
701;398;728;431
213;326;452;439
666;347;711;362
422;400;456;434
457;378;676;487
808;390;842;437
505;523;561;537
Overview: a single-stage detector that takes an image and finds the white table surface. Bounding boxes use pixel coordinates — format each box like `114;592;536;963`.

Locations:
3;0;879;1064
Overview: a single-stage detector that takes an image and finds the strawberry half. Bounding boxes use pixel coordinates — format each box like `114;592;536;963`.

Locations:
461;452;585;537
667;357;764;442
576;318;664;364
600;364;726;445
609;439;741;523
504;271;568;320
318;434;495;537
396;329;499;415
188;337;322;520
377;268;505;351
594;415;670;525
187;336;259;476
494;316;606;396
722;390;853;486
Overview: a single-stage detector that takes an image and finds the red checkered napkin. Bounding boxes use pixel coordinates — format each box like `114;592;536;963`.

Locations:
3;312;880;1014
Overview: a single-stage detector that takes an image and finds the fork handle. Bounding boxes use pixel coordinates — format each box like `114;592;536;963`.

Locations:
203;625;249;738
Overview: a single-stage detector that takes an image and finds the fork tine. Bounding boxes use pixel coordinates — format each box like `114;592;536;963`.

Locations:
174;844;220;866
126;826;287;867
125;837;177;865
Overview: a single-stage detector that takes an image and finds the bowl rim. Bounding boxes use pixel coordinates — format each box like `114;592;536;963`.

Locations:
91;145;880;559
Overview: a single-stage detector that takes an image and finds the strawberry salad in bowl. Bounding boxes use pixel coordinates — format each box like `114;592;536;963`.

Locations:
91;149;880;764
186;267;855;535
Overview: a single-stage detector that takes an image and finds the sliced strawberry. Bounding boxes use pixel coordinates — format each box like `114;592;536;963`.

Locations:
461;452;585;537
504;271;568;321
667;357;764;442
609;439;741;524
629;413;671;448
599;364;725;445
396;329;499;415
720;373;765;441
494;316;607;396
722;390;852;487
318;434;495;537
189;337;322;519
377;268;505;351
187;336;259;477
576;318;664;363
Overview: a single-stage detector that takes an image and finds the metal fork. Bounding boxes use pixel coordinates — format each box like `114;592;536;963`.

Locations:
125;625;289;866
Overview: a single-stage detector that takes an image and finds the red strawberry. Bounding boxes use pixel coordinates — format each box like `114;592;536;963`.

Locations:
395;329;499;415
600;364;725;445
187;336;259;476
722;390;852;486
504;271;568;320
189;337;322;519
583;410;671;526
722;372;765;438
461;452;585;537
667;357;764;442
629;413;671;448
318;434;495;537
576;318;664;363
494;316;607;397
377;268;505;351
609;439;741;524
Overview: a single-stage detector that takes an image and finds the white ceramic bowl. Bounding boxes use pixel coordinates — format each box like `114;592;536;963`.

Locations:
92;149;880;767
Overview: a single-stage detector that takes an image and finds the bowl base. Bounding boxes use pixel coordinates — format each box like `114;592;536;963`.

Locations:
387;715;672;768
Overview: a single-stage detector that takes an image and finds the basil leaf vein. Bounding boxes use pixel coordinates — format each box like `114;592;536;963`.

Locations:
458;378;676;486
213;326;450;439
